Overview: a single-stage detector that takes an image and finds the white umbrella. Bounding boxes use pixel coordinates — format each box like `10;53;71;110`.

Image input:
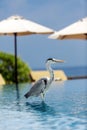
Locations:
0;15;54;97
49;17;87;40
0;15;54;35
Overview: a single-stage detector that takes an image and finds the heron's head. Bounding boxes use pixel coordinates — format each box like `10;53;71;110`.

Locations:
46;58;64;64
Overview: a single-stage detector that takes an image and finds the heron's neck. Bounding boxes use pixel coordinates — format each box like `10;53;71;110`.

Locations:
46;63;54;84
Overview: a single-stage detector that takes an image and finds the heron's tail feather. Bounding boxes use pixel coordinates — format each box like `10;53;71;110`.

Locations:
24;92;31;98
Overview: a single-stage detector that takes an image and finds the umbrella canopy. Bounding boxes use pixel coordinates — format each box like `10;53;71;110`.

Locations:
0;15;54;35
49;17;87;40
0;15;54;98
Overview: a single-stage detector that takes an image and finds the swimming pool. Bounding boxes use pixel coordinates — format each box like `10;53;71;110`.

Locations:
0;79;87;130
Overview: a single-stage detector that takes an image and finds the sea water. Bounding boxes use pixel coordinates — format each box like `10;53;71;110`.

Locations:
0;79;87;130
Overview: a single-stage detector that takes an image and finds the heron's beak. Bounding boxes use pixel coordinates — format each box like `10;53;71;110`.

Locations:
54;59;65;63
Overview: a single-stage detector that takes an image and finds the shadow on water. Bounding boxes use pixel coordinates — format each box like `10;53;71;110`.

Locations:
25;101;56;116
16;84;20;99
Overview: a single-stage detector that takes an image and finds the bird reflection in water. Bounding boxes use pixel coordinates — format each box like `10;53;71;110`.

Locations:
25;101;56;116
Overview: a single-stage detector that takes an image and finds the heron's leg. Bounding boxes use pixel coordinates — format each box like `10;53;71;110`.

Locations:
40;93;45;101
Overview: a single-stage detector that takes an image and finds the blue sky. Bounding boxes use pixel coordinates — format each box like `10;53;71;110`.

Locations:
0;0;87;70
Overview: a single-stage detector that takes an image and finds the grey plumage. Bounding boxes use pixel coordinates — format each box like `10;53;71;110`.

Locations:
24;78;48;98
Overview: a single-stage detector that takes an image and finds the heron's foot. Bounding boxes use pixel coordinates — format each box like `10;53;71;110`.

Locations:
40;93;45;101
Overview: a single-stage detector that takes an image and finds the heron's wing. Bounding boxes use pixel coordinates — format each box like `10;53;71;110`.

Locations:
24;78;46;98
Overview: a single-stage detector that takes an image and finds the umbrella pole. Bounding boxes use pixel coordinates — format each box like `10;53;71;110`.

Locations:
14;33;19;99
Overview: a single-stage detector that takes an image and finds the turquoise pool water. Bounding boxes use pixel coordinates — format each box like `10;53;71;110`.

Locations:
0;79;87;130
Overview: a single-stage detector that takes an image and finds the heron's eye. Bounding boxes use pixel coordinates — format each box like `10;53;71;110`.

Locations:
47;58;53;61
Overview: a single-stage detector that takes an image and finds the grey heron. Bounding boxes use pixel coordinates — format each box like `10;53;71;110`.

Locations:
24;58;64;100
